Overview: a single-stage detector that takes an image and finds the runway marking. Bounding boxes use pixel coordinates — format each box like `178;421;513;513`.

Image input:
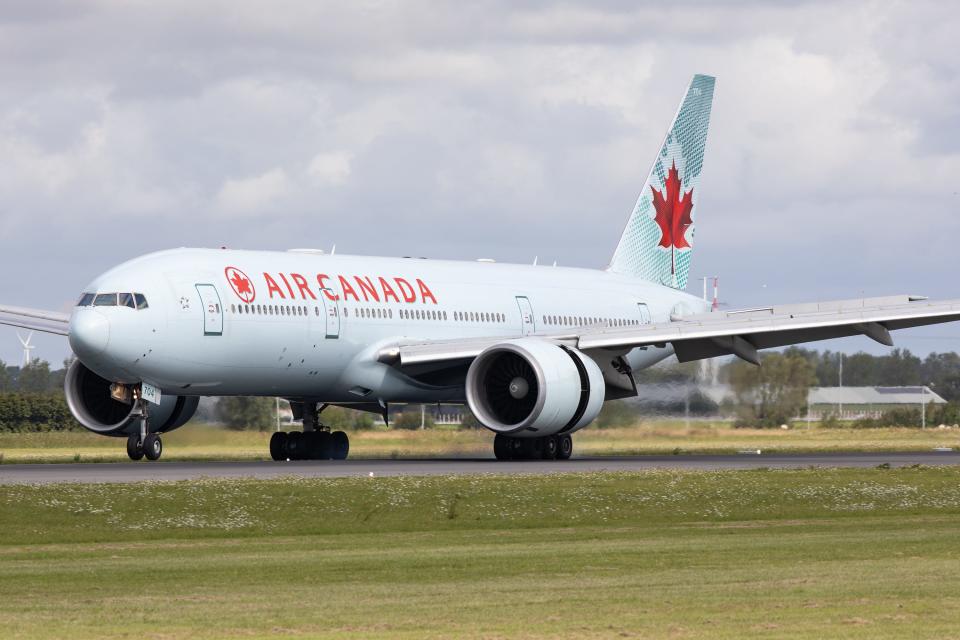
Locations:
1;452;959;484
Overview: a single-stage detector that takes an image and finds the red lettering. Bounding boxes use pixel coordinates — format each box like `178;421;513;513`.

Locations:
317;274;339;301
263;273;286;299
354;276;380;302
339;275;360;302
378;277;399;303
278;273;296;298
417;278;437;304
291;273;316;300
394;277;416;303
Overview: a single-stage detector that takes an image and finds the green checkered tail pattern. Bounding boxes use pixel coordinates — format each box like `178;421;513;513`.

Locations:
607;74;715;290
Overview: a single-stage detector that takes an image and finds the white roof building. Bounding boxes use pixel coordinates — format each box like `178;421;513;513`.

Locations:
808;386;945;419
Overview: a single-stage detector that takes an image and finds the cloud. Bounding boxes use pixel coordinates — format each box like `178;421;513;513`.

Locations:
307;151;351;186
2;0;960;364
215;168;292;215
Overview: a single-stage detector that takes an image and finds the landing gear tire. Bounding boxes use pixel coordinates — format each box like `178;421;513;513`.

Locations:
330;431;349;460
143;433;162;461
493;434;512;460
493;434;572;461
304;431;333;460
284;431;305;460
542;435;559;460
126;434;144;461
270;432;288;461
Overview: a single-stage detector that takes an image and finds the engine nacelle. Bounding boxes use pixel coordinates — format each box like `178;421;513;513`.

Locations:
64;360;198;437
465;339;605;437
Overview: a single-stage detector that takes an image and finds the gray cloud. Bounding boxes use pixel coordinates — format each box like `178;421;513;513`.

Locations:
2;0;960;365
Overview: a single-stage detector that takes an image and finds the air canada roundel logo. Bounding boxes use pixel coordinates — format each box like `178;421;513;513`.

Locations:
225;266;255;303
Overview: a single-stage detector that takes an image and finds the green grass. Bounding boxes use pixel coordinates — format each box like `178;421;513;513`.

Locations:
2;468;960;638
0;420;958;464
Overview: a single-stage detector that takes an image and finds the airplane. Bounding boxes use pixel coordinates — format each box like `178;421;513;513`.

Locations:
3;73;960;463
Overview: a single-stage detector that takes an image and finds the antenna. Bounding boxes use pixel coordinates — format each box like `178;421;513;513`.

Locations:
17;332;35;368
698;276;720;310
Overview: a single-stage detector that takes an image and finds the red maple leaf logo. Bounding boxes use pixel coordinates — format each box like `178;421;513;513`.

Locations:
650;160;694;276
225;266;256;303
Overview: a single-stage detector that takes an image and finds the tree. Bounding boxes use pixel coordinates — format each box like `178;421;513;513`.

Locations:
729;352;816;427
322;406;375;430
878;349;922;386
216;397;276;431
48;356;75;392
0;360;10;392
459;408;483;430
921;352;960;401
393;407;434;430
17;360;52;393
594;400;637;429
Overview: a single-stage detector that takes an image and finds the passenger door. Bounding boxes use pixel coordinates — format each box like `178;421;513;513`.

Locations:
196;284;223;336
515;296;535;336
319;290;340;339
636;303;652;324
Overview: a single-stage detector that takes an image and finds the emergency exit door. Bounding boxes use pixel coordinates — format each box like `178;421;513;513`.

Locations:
515;296;535;336
196;284;223;336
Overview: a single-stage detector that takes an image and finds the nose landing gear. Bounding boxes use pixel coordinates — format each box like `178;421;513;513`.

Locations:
125;396;164;461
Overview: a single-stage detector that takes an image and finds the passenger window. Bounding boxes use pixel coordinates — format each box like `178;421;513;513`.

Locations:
94;293;117;306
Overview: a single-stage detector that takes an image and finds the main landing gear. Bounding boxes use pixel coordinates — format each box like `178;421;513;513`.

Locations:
269;430;349;461
269;402;350;461
493;433;573;461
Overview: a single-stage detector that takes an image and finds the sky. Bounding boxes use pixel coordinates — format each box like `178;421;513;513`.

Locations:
2;0;960;367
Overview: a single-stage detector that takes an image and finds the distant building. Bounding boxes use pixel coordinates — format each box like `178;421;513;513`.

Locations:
807;386;946;420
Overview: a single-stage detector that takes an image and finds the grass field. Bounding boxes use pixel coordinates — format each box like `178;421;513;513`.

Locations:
2;467;960;638
0;421;958;464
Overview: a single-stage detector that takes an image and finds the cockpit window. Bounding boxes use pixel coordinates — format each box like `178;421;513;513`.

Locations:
79;292;148;309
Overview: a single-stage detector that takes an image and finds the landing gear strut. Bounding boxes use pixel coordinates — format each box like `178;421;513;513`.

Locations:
269;402;350;461
493;433;573;461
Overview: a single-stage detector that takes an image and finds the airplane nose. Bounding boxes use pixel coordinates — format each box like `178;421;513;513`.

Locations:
69;310;110;357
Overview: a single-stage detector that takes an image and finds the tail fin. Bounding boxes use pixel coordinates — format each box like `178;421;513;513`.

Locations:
607;74;715;290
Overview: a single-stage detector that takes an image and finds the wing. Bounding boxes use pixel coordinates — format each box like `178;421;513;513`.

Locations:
389;294;960;367
0;305;70;336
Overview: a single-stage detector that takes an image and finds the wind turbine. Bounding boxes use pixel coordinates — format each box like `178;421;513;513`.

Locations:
17;332;35;368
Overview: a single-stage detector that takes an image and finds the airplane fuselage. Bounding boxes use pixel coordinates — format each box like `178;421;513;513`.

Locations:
69;248;706;403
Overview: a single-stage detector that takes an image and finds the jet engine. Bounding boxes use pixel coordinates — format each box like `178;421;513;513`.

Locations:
64;360;198;436
465;339;605;437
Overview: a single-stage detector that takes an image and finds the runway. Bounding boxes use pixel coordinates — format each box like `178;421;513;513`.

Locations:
1;451;959;483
